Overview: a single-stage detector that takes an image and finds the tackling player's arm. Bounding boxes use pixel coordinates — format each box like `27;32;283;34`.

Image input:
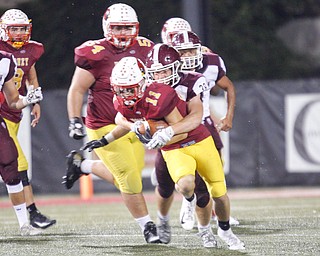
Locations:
146;106;190;149
169;94;203;135
165;74;205;135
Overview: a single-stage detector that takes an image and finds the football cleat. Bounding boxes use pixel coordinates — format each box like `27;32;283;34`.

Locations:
180;195;196;230
197;228;217;248
62;150;86;189
143;221;161;243
30;210;56;229
157;218;171;244
229;216;240;226
217;227;245;250
20;223;42;236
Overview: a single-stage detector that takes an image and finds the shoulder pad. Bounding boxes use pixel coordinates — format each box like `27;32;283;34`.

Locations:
27;40;45;58
135;36;154;46
75;39;107;62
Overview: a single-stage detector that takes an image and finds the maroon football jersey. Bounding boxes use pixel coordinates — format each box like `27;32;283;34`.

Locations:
173;71;207;102
74;37;154;129
0;41;44;123
198;52;226;82
0;51;19;176
115;82;210;150
0;50;16;94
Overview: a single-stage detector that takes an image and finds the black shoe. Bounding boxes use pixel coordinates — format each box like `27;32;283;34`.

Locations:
30;210;56;229
143;221;161;243
62;150;86;189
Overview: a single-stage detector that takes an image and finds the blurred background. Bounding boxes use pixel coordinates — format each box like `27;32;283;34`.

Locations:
0;0;319;195
2;0;320;86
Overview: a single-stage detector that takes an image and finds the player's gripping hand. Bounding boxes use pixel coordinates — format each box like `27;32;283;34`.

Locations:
131;121;152;144
147;126;174;149
81;137;108;152
21;85;43;106
69;117;86;140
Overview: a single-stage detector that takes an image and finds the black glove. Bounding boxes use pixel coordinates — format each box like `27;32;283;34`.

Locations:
81;137;108;152
69;117;86;140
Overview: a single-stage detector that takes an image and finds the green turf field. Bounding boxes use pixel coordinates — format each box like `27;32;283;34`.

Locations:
0;188;319;256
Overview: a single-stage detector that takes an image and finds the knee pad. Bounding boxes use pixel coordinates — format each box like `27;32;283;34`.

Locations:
19;170;30;186
194;172;210;208
155;152;175;198
195;191;210;208
6;181;23;193
157;183;174;198
1;160;20;185
156;169;175;199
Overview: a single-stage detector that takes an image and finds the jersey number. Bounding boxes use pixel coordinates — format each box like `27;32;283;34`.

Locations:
14;68;24;90
82;40;105;54
137;38;152;47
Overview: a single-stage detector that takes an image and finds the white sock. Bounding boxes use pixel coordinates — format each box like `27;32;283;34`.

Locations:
135;215;152;231
80;159;94;174
13;203;28;228
157;211;169;221
198;223;211;232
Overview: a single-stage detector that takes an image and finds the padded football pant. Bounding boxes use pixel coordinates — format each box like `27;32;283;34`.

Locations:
3;118;28;171
86;125;145;194
0;117;21;186
155;150;210;208
162;136;227;198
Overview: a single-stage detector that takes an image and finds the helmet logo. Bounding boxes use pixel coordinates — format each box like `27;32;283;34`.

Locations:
104;9;110;20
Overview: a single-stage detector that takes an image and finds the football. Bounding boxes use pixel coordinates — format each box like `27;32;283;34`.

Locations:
138;119;169;136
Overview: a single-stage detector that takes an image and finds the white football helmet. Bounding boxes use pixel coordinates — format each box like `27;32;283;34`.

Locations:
102;3;139;49
0;9;32;48
161;17;191;45
171;31;203;70
111;57;147;107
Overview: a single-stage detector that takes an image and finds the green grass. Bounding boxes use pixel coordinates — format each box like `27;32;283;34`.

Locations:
0;189;319;256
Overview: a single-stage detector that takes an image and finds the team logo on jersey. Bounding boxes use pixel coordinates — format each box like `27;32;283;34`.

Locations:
130;50;136;54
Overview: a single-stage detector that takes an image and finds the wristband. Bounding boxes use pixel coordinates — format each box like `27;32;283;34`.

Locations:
103;133;116;144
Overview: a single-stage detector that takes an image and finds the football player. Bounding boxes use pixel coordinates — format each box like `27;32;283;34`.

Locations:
161;17;239;229
145;44;242;249
161;17;212;55
0;9;56;229
145;44;215;246
0;50;43;235
82;55;245;250
65;3;160;243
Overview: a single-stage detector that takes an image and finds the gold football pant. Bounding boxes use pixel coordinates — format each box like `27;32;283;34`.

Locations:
86;125;145;194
